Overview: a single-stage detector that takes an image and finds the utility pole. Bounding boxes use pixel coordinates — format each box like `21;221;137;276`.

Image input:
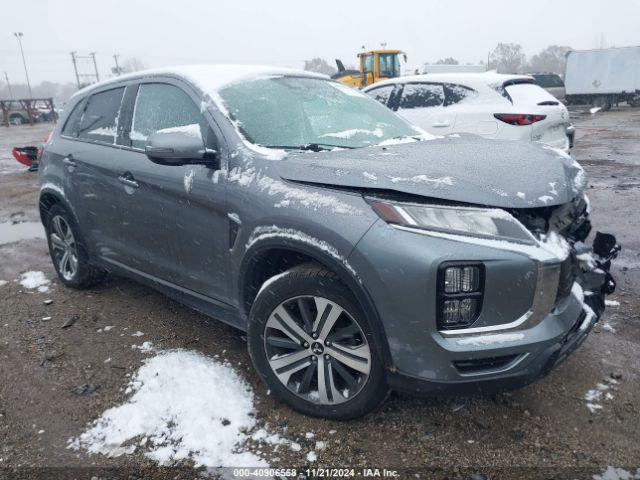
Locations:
13;32;32;98
70;51;81;88
4;72;14;99
113;54;121;75
90;52;100;82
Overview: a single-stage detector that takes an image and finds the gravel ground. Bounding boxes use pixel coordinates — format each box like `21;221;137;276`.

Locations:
0;111;639;480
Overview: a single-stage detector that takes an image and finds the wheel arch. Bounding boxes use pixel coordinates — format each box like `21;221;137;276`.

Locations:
39;188;82;237
239;238;394;369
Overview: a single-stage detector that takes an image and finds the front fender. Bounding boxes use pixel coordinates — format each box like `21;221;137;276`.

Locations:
238;225;394;370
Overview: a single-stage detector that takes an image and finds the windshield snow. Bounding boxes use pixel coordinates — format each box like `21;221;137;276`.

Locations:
217;76;420;150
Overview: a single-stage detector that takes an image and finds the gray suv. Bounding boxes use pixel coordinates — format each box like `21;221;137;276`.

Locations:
38;66;619;419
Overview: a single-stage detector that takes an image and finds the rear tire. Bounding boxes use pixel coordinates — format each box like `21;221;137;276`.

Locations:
248;264;388;420
9;114;24;126
45;204;105;289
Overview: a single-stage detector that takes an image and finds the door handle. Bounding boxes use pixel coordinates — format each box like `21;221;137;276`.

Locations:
432;121;451;128
118;173;139;189
63;156;77;168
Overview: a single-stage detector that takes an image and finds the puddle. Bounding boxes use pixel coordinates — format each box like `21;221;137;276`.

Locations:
0;221;45;245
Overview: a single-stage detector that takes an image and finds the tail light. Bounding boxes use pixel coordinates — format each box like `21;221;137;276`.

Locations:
494;113;546;126
12;147;33;167
37;132;52;163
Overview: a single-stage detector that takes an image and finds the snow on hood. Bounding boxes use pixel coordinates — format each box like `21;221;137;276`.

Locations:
275;134;584;209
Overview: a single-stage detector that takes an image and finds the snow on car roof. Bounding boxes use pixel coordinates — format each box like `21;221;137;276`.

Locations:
73;64;328;99
364;71;534;90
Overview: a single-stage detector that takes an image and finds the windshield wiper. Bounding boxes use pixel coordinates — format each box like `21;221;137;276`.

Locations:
262;143;356;152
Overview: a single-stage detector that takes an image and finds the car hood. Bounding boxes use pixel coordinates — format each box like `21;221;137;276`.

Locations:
275;135;584;208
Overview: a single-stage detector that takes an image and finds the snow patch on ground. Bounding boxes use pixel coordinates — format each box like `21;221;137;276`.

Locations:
132;341;154;353
18;271;50;292
605;300;620;307
593;466;640;480
0;280;7;287
584;377;618;414
68;349;269;467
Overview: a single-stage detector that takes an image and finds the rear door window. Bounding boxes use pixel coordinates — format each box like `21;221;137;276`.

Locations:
399;83;444;109
129;83;203;150
366;85;395;105
77;87;125;144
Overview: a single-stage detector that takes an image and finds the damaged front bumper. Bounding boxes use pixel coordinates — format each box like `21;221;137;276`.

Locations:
576;232;620;317
387;230;620;396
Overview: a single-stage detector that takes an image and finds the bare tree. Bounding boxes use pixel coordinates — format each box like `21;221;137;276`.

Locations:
121;57;147;74
0;80;78;105
488;43;526;73
304;58;336;76
435;57;459;65
527;45;572;74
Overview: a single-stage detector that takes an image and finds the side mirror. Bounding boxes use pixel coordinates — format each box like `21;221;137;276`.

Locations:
145;125;216;166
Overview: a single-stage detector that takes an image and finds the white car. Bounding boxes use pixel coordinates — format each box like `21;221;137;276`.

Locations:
363;72;573;151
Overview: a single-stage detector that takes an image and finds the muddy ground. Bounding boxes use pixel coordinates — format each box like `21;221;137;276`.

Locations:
0;110;639;480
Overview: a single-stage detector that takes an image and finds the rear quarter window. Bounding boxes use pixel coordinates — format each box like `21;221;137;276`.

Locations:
444;84;478;106
61;99;86;137
77;87;125;144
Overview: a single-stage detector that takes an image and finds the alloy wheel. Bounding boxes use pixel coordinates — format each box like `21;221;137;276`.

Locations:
264;295;371;405
49;215;78;281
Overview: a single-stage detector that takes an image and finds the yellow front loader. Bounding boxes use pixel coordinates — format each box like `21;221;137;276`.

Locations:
332;50;406;89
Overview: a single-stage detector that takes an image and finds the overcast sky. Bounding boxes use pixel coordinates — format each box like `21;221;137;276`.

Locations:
1;0;639;85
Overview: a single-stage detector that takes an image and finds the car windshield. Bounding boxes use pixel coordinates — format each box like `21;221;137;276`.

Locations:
216;76;420;150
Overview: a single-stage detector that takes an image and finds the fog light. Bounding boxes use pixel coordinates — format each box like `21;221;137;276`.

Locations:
444;266;480;293
438;263;484;330
442;298;478;325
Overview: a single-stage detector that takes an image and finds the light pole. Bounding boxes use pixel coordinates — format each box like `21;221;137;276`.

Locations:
13;32;33;99
4;72;14;99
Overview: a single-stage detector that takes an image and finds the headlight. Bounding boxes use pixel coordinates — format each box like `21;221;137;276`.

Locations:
368;199;536;245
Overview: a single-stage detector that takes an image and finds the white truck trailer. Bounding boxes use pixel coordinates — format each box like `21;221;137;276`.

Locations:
565;46;640;109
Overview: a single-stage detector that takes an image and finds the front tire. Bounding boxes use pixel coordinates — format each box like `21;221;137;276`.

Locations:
45;204;105;289
248;264;388;420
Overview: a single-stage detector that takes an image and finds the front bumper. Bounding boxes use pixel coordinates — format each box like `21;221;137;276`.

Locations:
388;298;597;395
350;220;619;395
